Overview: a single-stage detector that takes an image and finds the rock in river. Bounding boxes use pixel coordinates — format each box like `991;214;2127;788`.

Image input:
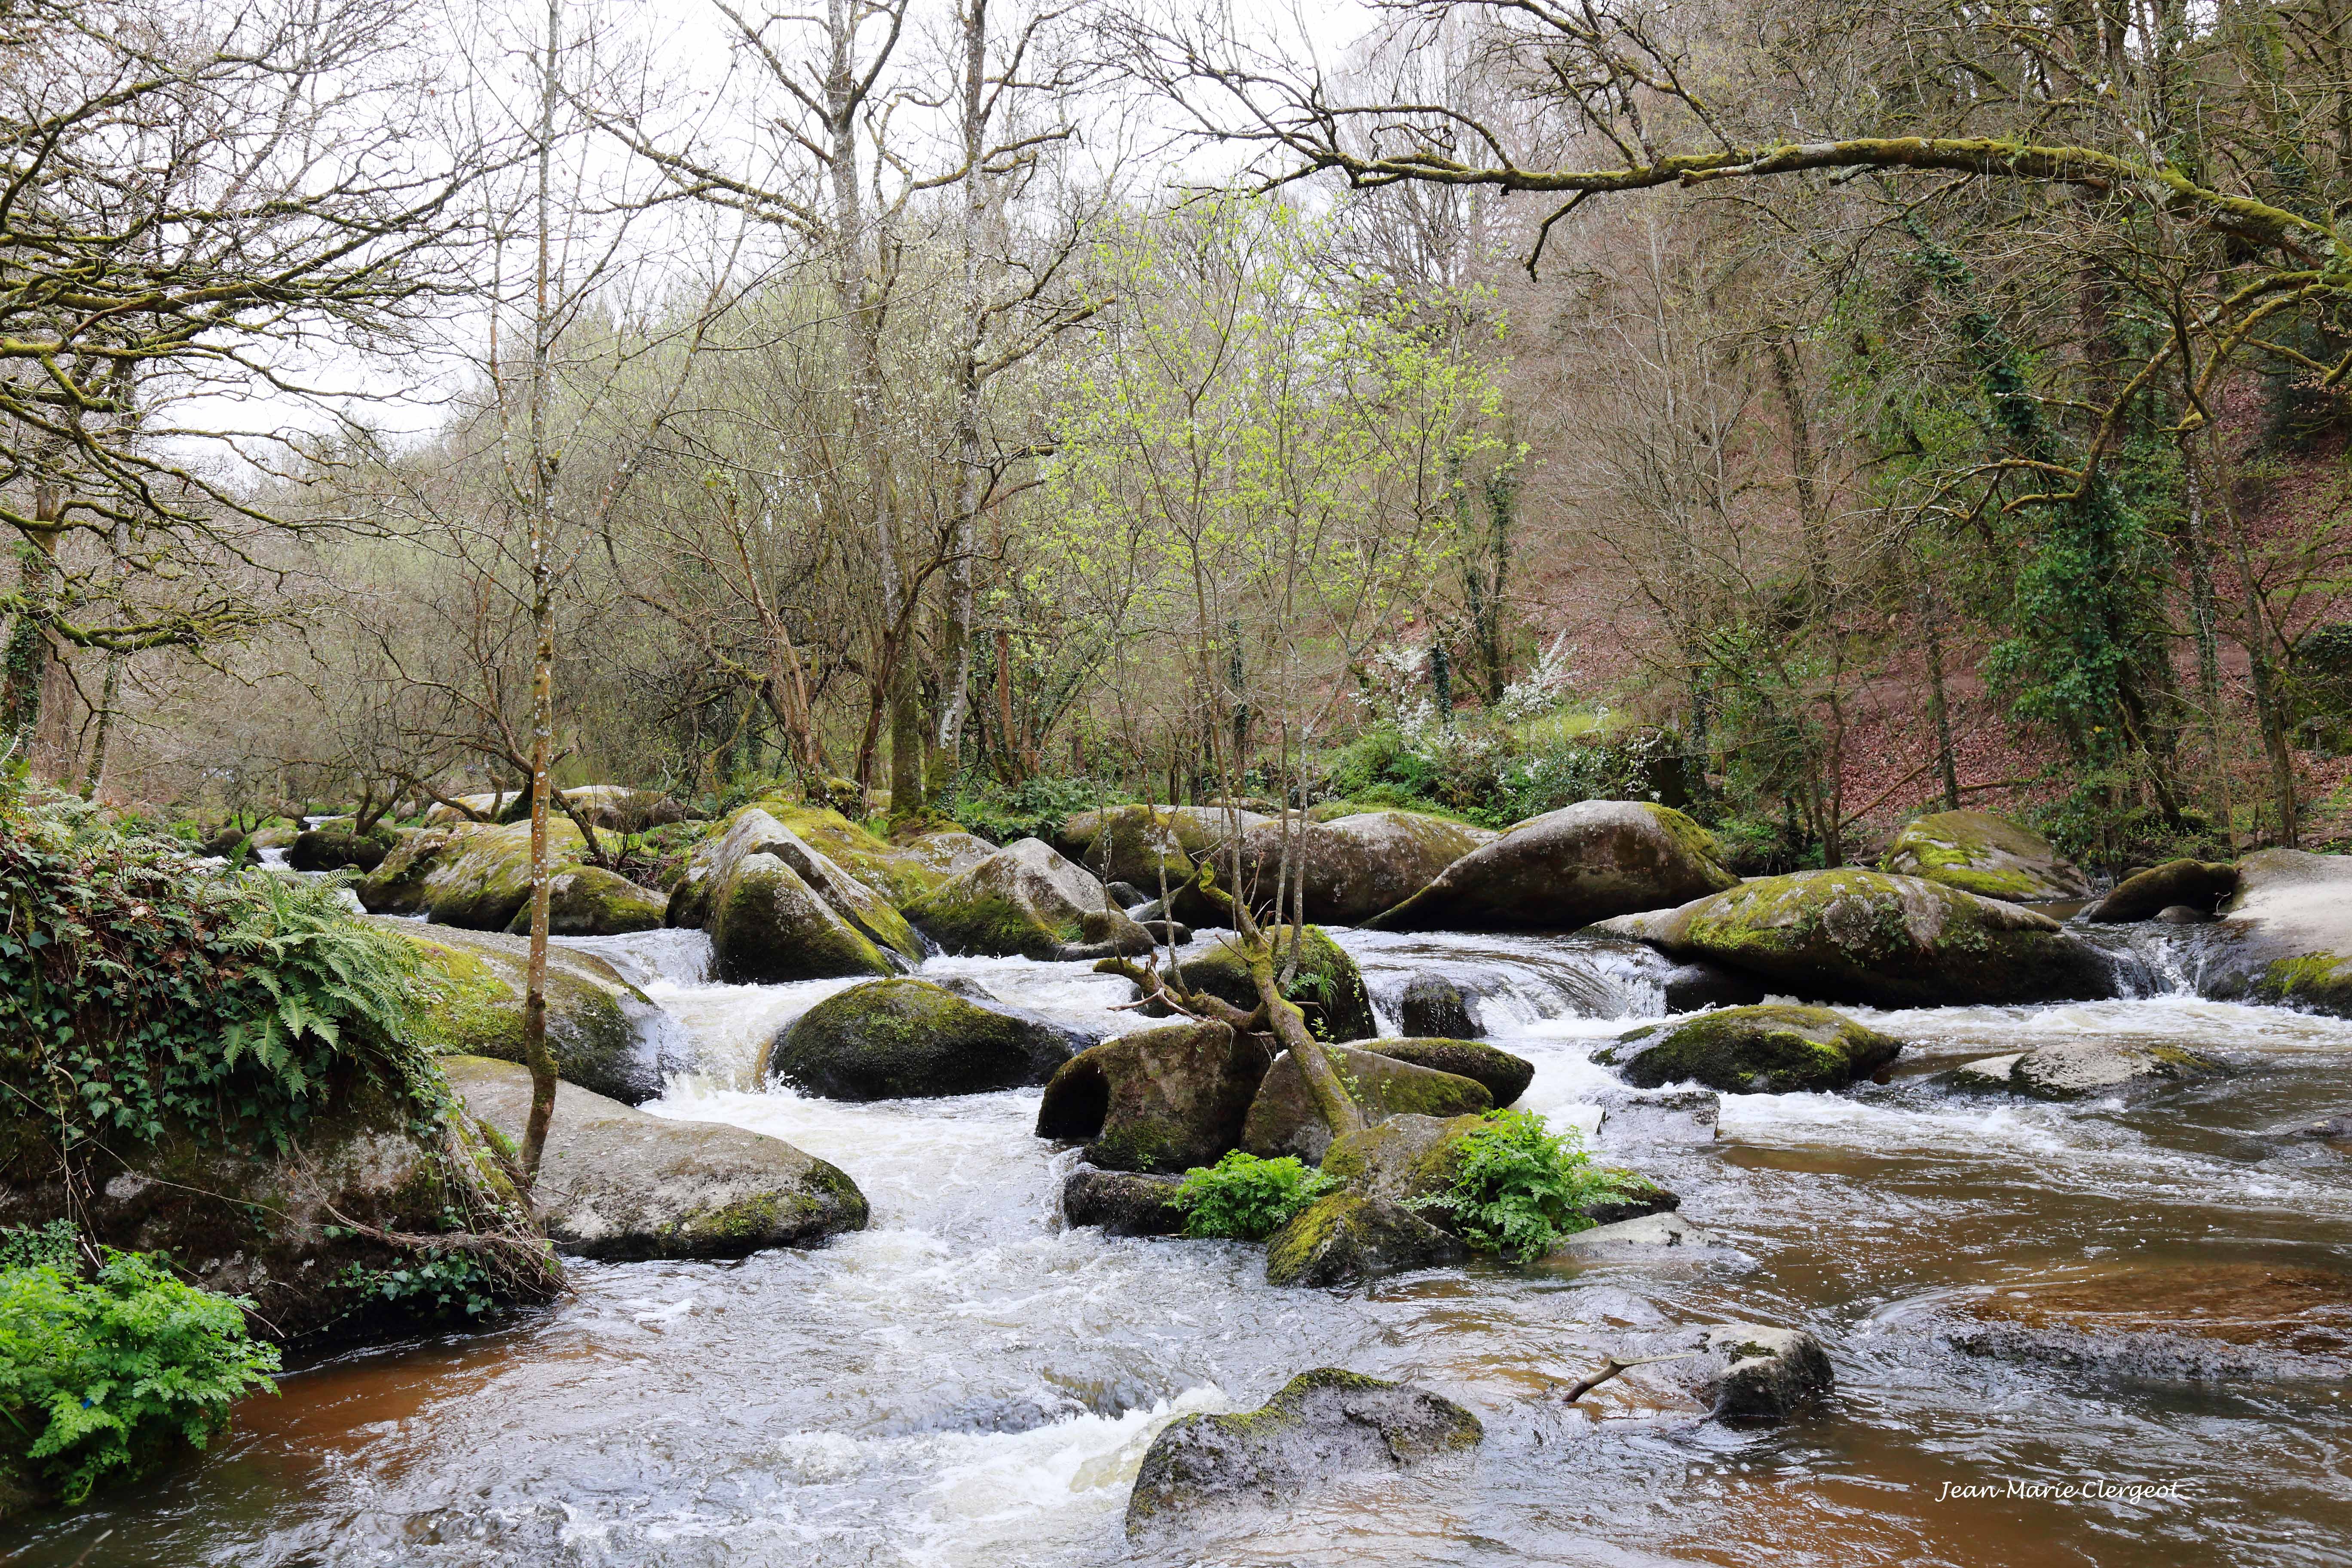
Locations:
289;825;393;873
1125;1368;1482;1538
1603;867;2118;1008
2200;848;2352;1018
1061;1167;1188;1236
1946;1040;2223;1099
1596;1004;1903;1094
670;805;921;982
1879;808;2089;902
1398;973;1482;1038
2081;858;2240;923
905;836;1155;961
1263;1192;1469;1287
1166;924;1377;1044
1240;1045;1492;1165
1352;1037;1534;1108
447;1057;866;1259
1365;799;1738;932
503;864;666;937
1035;1020;1271;1174
761;977;1078;1100
389;919;684;1104
1946;1261;2352;1378
1236;809;1498;925
1617;1324;1835;1420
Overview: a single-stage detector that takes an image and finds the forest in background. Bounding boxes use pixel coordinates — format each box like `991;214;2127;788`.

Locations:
7;0;2352;874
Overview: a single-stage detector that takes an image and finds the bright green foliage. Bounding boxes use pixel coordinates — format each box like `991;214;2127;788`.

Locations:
1413;1109;1633;1262
1172;1151;1338;1242
0;1249;279;1505
0;784;445;1164
940;775;1126;845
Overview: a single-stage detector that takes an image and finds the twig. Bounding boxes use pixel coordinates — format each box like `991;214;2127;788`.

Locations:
1562;1350;1700;1403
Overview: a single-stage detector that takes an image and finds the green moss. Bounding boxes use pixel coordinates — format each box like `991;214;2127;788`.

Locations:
1611;1003;1901;1093
2257;952;2352;1009
401;943;525;1057
1262;1193;1352;1283
1173;926;1375;1042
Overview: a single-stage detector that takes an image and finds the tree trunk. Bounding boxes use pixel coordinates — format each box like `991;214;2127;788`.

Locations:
934;0;989;786
2199;441;2299;845
2180;451;2236;849
1920;580;1963;811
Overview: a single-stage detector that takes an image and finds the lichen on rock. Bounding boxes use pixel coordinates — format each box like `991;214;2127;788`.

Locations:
1880;808;2089;902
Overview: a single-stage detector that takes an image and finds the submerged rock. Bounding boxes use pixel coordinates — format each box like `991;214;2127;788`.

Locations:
2201;849;2352;1018
1617;1324;1835;1420
905;837;1154;961
447;1056;865;1259
1589;1087;1721;1148
1398;974;1482;1038
1263;1193;1469;1286
1880;809;2089;902
1124;1368;1482;1537
1946;1040;2223;1099
1604;867;2118;1008
1237;810;1498;925
1555;1210;1712;1250
1365;799;1737;932
1034;1021;1271;1173
1240;1046;1492;1165
2081;858;2239;923
389;920;682;1104
1947;1262;2352;1377
761;977;1078;1100
1167;925;1376;1044
1351;1038;1534;1108
1061;1167;1188;1236
1597;1004;1903;1094
503;864;665;937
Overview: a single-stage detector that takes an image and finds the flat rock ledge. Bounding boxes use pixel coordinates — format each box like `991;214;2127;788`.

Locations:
447;1056;867;1260
1125;1368;1482;1538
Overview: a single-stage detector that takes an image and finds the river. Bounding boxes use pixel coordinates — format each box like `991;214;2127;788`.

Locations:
11;924;2351;1567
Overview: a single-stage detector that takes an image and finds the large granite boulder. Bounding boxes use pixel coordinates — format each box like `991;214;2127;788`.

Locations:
503;865;665;937
1236;810;1497;926
751;799;975;906
1352;1038;1533;1107
1319;1112;1672;1230
671;807;922;965
759;977;1078;1099
2199;849;2352;1017
1364;800;1737;931
355;824;456;913
0;1071;555;1347
1946;1040;2224;1099
446;1056;865;1258
2081;858;2240;922
1034;1021;1271;1173
1603;868;2118;1007
1597;1004;1903;1094
1240;1046;1492;1165
387;920;685;1104
1125;1369;1482;1538
1262;1193;1469;1286
1057;803;1200;888
423;790;527;825
1166;925;1376;1044
904;837;1155;961
546;784;686;832
1061;1167;1189;1235
289;825;393;873
1880;809;2089;902
413;820;585;929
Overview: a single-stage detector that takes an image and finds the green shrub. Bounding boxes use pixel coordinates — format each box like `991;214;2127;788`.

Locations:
1171;1151;1338;1241
1412;1109;1634;1261
939;774;1127;845
0;1248;280;1505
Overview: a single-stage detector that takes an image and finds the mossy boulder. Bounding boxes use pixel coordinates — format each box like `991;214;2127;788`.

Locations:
1240;1045;1492;1165
1061;1167;1189;1235
1364;799;1737;931
0;1069;557;1348
1167;925;1376;1044
1608;867;2119;1007
1236;810;1497;926
1057;803;1199;888
422;820;587;930
904;836;1153;961
446;1056;866;1259
671;805;922;970
1599;1004;1903;1093
548;784;686;832
502;865;666;937
1880;809;2089;902
1263;1192;1469;1287
752;799;965;906
289;825;394;873
1947;1040;2224;1099
1351;1038;1533;1107
386;919;683;1104
2082;858;2240;923
1034;1020;1271;1173
759;977;1079;1099
2199;849;2352;1017
1317;1113;1488;1210
1398;974;1482;1038
355;824;456;914
1125;1368;1482;1538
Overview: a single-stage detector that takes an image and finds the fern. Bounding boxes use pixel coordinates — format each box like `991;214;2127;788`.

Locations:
1172;1151;1337;1241
1412;1109;1636;1262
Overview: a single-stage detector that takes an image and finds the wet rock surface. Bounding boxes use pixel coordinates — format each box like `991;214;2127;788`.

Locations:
2200;849;2352;1018
1125;1368;1482;1537
1398;973;1483;1038
1946;1040;2224;1099
448;1057;866;1259
1366;799;1737;932
1060;1167;1188;1236
1263;1193;1470;1286
1600;1004;1903;1093
2081;858;2239;922
1945;1262;2352;1378
761;977;1078;1099
1034;1020;1270;1174
1615;1324;1835;1420
1240;1046;1492;1164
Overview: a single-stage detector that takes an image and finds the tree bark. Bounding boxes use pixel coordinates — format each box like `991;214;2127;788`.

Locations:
934;0;990;786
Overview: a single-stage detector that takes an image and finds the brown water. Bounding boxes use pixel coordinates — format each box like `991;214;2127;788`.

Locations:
8;928;2351;1567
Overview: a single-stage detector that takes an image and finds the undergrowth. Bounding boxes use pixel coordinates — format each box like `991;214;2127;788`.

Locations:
1411;1109;1635;1261
1172;1151;1336;1241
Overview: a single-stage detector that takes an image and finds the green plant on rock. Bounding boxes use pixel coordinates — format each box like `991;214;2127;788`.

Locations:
1412;1109;1634;1262
1172;1151;1337;1242
0;1246;280;1506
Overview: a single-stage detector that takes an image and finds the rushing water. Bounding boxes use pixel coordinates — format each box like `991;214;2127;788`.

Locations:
13;923;2352;1567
